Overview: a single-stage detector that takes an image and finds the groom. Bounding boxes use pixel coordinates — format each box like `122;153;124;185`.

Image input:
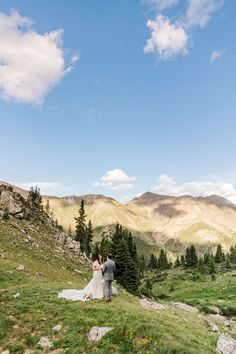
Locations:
103;253;116;302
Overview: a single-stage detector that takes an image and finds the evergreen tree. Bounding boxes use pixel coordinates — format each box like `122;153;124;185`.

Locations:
180;255;185;266
209;256;216;275
204;251;211;265
229;246;236;263
226;255;232;269
99;236;111;260
85;219;93;256
215;244;224;263
197;257;205;274
111;223;122;259
28;186;43;210
45;199;50;215
139;254;146;277
74;199;87;253
149;253;158;270
157;249;169;270
186;245;198;267
92;243;100;261
174;256;181;267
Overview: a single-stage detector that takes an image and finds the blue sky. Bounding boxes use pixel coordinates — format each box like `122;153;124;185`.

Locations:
0;0;236;202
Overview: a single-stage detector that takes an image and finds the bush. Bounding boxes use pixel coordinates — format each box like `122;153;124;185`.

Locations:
2;211;10;221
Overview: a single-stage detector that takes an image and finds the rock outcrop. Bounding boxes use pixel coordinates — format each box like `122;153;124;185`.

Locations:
217;334;236;354
88;327;113;341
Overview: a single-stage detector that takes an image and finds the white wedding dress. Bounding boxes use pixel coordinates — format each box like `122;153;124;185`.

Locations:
58;261;104;302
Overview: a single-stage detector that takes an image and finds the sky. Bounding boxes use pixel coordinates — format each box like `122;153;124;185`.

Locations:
0;0;236;203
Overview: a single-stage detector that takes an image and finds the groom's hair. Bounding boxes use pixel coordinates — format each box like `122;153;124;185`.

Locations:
107;253;113;259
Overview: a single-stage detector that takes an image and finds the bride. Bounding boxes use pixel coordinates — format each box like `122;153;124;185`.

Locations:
58;255;104;301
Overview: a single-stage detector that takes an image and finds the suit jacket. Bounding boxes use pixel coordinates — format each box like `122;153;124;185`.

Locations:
103;259;116;281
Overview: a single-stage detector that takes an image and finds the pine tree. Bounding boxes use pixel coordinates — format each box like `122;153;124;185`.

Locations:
85;219;93;256
111;223;122;259
45;199;50;215
74;199;87;253
175;256;181;267
99;236;111;260
92;243;100;261
186;245;198;267
149;253;158;270
226;255;232;269
209;256;216;275
197;257;205;274
180;255;185;266
229;246;236;263
215;244;224;263
157;249;169;270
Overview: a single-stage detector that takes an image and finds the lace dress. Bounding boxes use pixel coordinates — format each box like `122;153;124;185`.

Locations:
58;261;104;301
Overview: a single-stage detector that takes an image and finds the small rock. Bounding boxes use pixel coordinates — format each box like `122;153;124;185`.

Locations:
13;325;19;330
171;302;199;313
37;337;53;349
53;324;62;333
88;326;113;341
206;319;219;333
140;299;166;311
17;265;24;271
24;350;33;354
208;306;222;315
20;229;26;234
217;333;236;354
13;292;20;299
2;350;10;354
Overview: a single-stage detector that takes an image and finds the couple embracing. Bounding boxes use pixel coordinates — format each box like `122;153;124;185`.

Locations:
89;253;116;302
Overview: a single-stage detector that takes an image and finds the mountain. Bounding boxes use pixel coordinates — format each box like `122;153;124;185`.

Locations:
1;181;236;252
43;190;236;252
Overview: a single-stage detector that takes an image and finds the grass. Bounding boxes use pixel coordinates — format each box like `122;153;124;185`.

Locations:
0;218;235;353
150;267;236;316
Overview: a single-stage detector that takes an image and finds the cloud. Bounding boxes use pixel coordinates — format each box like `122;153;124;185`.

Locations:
93;169;136;191
144;0;224;60
0;10;77;104
144;15;188;60
17;182;62;195
154;174;236;203
143;0;179;10
185;0;224;28
209;49;225;63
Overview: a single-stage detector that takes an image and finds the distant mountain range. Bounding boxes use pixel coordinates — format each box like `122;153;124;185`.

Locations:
1;181;236;252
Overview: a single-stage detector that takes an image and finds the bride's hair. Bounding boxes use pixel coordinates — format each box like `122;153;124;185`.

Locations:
96;254;103;265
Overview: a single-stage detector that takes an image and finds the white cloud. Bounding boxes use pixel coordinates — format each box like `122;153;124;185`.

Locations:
143;0;179;10
154;174;236;204
16;182;62;195
209;49;225;63
185;0;224;28
144;15;188;60
93;169;136;191
71;52;80;64
0;10;77;104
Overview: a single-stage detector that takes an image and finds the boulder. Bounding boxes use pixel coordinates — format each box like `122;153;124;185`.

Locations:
217;334;236;354
171;302;199;313
140;299;166;311
17;265;25;271
0;190;22;215
88;326;113;341
37;337;53;349
208;305;222;315
52;324;62;333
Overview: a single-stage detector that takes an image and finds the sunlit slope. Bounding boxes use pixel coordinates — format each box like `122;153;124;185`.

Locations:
44;192;236;250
